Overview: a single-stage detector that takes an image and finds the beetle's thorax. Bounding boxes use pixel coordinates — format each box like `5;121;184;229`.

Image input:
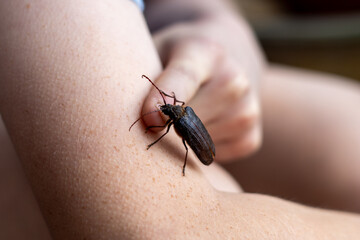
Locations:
160;104;186;121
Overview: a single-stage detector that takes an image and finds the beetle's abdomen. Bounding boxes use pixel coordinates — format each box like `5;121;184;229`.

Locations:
174;107;215;165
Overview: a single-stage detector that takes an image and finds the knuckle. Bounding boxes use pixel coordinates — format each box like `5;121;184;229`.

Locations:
170;38;225;86
192;38;223;51
230;140;249;158
203;39;224;57
229;99;260;129
232;131;262;157
185;38;224;60
226;74;250;102
169;63;198;85
246;131;262;153
238;106;260;128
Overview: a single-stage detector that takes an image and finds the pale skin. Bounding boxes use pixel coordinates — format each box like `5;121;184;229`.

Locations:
0;0;360;240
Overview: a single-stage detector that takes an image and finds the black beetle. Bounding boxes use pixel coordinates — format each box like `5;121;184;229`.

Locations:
129;75;215;176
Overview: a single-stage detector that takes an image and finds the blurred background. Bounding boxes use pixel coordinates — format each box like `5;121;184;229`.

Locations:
238;0;360;80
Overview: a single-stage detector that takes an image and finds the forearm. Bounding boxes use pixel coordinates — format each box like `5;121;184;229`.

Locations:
0;0;164;238
0;0;240;238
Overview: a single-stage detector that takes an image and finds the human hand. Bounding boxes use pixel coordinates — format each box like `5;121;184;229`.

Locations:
142;13;265;162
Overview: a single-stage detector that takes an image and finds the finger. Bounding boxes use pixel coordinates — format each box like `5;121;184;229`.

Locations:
142;38;223;130
214;124;262;162
207;95;260;142
189;58;249;123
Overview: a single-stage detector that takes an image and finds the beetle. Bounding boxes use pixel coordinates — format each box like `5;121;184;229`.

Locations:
129;75;215;176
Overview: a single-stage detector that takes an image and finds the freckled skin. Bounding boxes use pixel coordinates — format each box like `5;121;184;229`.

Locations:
2;1;360;239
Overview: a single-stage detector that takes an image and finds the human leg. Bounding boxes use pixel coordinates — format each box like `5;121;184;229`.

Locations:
226;65;360;212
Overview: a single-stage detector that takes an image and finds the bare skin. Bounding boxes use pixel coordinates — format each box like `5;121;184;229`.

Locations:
0;120;51;239
227;65;360;213
0;0;360;239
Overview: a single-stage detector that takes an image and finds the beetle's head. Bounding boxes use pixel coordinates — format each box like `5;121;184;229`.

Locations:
160;104;184;120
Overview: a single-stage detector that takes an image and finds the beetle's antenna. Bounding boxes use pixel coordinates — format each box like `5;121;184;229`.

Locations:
142;75;167;105
129;109;161;131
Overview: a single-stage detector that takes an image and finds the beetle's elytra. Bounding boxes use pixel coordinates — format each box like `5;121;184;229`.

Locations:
129;75;215;176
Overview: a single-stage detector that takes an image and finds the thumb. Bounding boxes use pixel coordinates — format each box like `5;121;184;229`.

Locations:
142;38;223;131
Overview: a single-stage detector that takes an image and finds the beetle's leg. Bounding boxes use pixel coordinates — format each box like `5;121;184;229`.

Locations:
160;90;172;98
182;139;188;176
161;91;185;106
147;122;173;150
162;91;176;105
129;109;161;131
172;92;176;105
145;119;171;133
173;92;185;106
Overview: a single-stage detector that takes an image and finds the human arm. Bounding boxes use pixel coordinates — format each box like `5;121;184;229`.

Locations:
1;0;360;239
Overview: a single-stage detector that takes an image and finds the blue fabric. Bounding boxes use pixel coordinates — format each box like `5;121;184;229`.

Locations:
131;0;145;11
